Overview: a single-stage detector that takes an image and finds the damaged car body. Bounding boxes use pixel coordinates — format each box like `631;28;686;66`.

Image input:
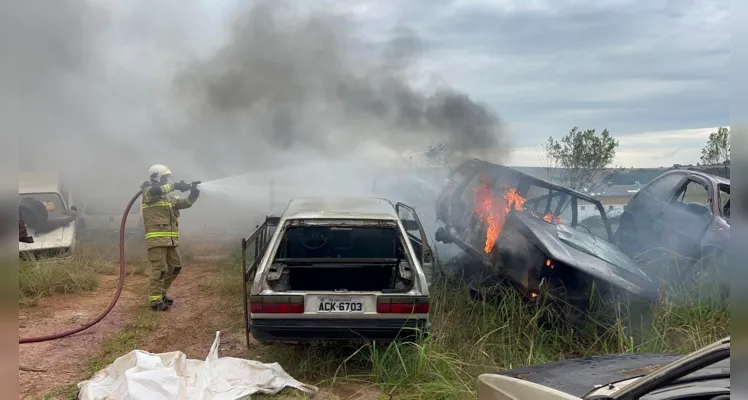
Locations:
241;197;433;344
615;170;729;289
435;159;658;316
19;172;79;259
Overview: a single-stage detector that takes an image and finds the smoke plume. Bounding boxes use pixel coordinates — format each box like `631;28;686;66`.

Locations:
10;0;509;233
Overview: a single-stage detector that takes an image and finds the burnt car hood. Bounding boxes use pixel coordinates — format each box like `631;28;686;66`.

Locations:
495;353;682;397
510;213;657;300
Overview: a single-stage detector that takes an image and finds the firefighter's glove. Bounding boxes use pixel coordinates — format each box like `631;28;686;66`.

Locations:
188;186;200;202
174;181;191;192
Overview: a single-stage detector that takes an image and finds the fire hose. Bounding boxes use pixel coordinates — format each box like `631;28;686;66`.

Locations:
19;189;143;344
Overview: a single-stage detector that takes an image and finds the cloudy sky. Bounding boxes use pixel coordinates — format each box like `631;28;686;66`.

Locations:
315;0;730;167
18;0;729;177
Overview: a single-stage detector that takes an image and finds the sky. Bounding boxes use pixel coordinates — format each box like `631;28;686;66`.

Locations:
315;0;729;167
12;0;730;185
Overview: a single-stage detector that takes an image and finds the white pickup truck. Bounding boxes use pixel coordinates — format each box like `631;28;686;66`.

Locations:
19;172;79;258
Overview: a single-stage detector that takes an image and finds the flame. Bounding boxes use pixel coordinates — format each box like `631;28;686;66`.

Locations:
543;214;561;224
473;179;526;253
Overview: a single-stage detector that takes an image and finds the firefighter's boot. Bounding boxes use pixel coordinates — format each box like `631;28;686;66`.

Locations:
150;301;170;312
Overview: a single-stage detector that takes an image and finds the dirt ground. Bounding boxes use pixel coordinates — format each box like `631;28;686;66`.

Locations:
18;273;147;399
18;238;379;400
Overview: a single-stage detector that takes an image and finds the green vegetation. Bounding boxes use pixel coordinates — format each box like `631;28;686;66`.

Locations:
19;244;147;306
19;246;114;306
216;257;729;399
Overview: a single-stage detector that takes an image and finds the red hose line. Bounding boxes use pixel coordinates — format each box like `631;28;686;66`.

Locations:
19;190;143;344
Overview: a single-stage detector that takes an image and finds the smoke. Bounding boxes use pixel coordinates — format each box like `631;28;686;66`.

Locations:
10;0;509;235
172;0;508;171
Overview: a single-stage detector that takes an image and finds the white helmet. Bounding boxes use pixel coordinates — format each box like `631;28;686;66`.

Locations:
148;164;172;183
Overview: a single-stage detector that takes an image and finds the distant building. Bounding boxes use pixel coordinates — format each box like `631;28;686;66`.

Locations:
577;184;642;219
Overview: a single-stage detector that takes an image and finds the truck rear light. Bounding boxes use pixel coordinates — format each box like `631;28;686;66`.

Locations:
249;295;304;314
377;296;430;314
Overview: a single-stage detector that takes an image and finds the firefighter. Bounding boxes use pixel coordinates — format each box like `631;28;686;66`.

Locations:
141;164;200;311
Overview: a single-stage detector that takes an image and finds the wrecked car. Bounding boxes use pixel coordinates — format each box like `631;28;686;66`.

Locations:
78;197;144;239
477;336;730;400
19;172;79;259
615;170;729;284
241;196;434;344
435;159;658;314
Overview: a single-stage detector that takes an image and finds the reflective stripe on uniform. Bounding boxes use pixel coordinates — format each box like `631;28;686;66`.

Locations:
145;232;179;239
149;294;163;302
161;184;172;193
142;201;172;209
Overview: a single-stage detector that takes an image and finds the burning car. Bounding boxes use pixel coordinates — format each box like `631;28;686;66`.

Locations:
434;159;658;315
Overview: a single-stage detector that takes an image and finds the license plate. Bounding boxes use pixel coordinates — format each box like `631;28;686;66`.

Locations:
317;298;364;313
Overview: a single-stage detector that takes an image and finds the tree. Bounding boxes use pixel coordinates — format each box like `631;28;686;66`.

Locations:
423;142;452;168
544;126;619;191
700;127;730;177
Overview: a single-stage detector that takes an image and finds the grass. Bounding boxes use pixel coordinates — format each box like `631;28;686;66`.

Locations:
208;253;729;399
28;242;729;399
37;306;161;400
19;245;116;306
19;242;149;307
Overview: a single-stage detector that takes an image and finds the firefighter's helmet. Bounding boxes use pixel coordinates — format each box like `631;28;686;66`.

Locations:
148;164;172;183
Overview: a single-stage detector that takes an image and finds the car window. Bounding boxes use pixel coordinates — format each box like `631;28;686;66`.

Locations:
449;162;477;185
275;225;400;259
577;199;610;242
645;173;686;199
674;180;712;215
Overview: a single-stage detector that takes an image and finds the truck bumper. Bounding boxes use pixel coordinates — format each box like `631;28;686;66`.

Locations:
250;318;430;343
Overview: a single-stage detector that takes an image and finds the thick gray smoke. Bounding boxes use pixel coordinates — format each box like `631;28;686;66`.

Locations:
173;0;508;172
10;0;509;235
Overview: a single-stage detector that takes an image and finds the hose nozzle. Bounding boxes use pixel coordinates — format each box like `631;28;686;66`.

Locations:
191;181;202;190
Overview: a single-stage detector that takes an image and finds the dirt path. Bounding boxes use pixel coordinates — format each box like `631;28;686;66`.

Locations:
18;273;148;400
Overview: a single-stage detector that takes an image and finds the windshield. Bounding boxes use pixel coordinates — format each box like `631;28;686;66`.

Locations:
521;181;612;243
19;193;66;218
275;225;401;260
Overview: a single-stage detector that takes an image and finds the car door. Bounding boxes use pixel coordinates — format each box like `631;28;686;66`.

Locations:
627;172;687;247
660;175;715;259
82;204;106;231
396;202;435;286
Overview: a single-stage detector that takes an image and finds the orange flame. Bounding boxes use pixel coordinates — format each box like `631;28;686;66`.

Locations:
543;214;561;224
473;180;526;253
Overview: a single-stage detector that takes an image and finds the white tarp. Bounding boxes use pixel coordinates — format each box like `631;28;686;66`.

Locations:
77;331;318;400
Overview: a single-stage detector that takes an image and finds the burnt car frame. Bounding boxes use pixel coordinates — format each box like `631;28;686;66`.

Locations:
434;159;658;315
614;170;729;280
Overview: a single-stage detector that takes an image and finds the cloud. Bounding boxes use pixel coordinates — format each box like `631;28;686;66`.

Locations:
334;0;729;146
508;126;724;168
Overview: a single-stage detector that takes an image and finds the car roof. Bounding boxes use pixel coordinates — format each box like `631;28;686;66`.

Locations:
658;169;730;186
280;196;399;221
468;159;606;205
19;172;61;194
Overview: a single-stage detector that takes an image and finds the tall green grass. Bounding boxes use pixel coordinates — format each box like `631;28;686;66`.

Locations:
256;271;728;399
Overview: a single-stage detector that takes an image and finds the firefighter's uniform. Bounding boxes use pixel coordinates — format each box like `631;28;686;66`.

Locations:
141;165;199;311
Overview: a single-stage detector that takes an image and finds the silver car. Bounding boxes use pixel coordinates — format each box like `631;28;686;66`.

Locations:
241;197;434;344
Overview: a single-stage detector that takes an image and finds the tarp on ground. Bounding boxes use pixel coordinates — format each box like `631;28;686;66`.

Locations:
77;331;318;400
